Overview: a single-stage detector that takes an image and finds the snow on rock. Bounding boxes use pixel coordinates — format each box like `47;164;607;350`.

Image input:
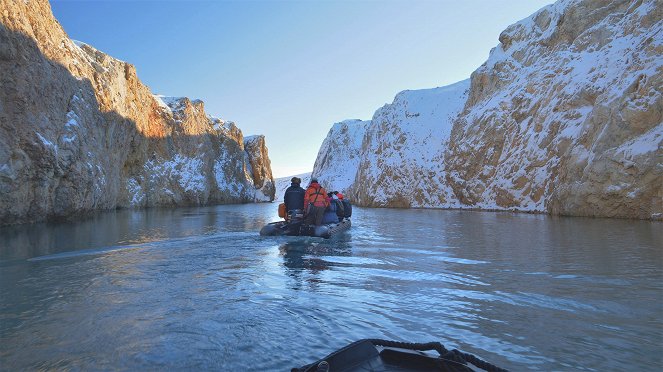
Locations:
0;0;274;225
153;95;174;114
313;0;662;219
353;80;470;208
313;80;469;208
313;119;370;195
446;0;662;219
126;178;145;206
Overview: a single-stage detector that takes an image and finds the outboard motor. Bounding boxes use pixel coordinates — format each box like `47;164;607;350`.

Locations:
284;209;304;235
288;209;304;222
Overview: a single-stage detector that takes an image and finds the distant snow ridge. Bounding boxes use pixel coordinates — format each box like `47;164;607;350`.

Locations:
313;0;662;219
274;172;311;202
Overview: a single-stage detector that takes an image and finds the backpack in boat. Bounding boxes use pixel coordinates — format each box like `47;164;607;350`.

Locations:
342;199;352;217
278;203;287;218
334;199;345;218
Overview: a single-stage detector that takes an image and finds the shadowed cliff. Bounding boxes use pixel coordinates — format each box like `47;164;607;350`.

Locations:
0;4;274;226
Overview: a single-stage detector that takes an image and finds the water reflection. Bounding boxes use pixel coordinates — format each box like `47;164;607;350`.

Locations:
279;240;352;268
0;204;275;262
277;238;354;292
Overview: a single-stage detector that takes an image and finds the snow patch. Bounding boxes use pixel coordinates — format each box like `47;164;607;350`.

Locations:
72;40;87;48
616;124;663;158
153;95;173;114
145;154;207;193
36;132;57;154
126;178;144;206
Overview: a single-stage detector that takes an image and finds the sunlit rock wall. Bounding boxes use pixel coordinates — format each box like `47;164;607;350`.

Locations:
445;0;662;219
0;0;274;225
244;135;276;202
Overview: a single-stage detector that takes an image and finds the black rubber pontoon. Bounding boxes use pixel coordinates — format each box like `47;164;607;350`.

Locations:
260;218;351;239
260;208;351;239
292;339;508;372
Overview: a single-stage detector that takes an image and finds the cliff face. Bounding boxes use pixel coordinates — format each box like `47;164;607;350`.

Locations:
349;82;469;208
0;0;274;225
313;119;371;194
243;135;276;202
445;0;662;219
313;0;662;219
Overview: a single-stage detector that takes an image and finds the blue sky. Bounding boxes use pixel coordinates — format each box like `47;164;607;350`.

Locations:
50;0;553;177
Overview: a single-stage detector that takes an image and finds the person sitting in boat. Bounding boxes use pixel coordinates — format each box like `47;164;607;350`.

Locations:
321;192;342;224
331;191;345;220
303;177;329;226
283;177;305;220
336;192;352;218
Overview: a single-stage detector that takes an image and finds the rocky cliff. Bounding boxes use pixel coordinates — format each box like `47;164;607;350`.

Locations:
313;119;371;194
0;0;274;226
351;82;470;208
313;0;662;219
244;135;276;200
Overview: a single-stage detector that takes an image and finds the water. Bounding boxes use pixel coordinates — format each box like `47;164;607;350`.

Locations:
0;204;661;371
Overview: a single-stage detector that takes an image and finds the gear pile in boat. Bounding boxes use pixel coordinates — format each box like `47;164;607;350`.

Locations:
260;177;352;239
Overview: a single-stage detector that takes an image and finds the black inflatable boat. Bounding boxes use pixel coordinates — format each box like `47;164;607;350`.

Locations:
260;216;351;239
292;339;508;372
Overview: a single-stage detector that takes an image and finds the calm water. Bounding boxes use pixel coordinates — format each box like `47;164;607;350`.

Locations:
0;204;661;371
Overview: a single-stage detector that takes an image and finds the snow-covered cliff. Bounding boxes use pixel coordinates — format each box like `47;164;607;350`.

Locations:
313;119;371;194
0;0;274;225
313;0;662;219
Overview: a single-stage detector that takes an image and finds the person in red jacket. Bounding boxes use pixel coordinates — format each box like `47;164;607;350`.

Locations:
303;177;329;226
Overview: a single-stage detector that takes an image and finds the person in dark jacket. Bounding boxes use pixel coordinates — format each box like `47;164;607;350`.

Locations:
284;177;305;213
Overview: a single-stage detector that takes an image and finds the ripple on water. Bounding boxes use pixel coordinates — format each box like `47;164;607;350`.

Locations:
1;204;661;371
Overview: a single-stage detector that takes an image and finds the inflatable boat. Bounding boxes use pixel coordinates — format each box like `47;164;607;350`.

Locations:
291;339;508;372
260;217;351;239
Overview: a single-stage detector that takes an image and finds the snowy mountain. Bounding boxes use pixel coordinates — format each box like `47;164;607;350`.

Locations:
313;0;662;219
0;1;274;225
